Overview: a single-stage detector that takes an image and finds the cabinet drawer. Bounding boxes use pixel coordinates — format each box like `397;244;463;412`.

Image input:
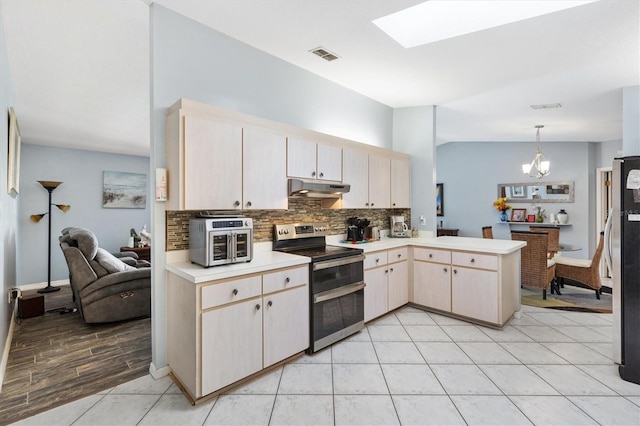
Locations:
364;251;388;269
201;276;262;310
263;266;308;294
388;248;408;263
413;248;451;264
452;252;497;270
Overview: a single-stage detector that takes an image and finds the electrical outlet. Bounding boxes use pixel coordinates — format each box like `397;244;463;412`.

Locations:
7;288;19;304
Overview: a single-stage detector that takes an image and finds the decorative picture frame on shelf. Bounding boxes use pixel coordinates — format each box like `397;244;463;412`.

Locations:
511;208;526;222
7;107;21;198
436;183;444;216
511;185;525;198
527;214;536;223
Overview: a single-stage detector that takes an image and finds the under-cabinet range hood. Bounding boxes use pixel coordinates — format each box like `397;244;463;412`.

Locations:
288;178;350;198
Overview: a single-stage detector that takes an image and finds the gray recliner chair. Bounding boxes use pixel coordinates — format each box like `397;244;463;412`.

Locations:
59;227;151;323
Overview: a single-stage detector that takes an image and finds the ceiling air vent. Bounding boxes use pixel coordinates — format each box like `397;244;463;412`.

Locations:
310;47;339;62
530;103;562;110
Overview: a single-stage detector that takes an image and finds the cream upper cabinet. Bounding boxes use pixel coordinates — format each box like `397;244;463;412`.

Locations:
369;154;391;209
391;157;411;208
178;114;243;210
287;137;342;181
243;127;288;210
342;148;369;208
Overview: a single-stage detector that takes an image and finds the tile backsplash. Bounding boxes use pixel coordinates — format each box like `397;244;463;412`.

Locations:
165;197;411;251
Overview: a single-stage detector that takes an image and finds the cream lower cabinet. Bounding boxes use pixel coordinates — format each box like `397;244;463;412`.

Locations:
364;248;409;322
412;247;518;327
167;265;309;401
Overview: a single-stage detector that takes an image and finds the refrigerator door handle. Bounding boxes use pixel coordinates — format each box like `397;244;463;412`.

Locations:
604;207;613;273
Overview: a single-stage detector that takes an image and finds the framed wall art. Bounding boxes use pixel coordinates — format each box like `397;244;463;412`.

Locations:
511;208;527;222
103;171;147;209
436;183;444;216
7;107;21;197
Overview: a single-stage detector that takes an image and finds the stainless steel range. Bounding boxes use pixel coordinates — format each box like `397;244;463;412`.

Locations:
273;223;365;352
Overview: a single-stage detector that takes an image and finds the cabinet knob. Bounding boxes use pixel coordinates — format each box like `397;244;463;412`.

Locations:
453;269;458;274
234;200;240;207
285;277;290;284
397;254;402;258
385;269;389;274
267;300;273;307
470;258;475;263
443;267;448;273
365;203;369;206
390;267;394;272
393;203;396;206
371;203;375;207
375;258;380;264
246;201;252;207
311;171;316;177
255;304;261;311
429;254;433;258
232;289;238;296
319;172;324;178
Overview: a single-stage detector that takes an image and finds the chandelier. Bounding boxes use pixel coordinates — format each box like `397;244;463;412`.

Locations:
522;125;550;179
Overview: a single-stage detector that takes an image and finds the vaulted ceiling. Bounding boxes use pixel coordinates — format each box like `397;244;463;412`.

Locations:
2;0;638;156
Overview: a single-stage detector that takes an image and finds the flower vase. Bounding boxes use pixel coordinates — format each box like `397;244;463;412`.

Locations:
499;211;509;222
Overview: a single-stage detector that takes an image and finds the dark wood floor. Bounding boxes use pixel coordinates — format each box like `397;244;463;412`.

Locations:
0;286;150;424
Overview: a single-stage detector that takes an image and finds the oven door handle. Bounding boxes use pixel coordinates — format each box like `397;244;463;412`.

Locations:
314;281;366;303
313;255;365;271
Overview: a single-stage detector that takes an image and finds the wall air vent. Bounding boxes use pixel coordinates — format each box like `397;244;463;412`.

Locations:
310;47;339;62
530;103;562;110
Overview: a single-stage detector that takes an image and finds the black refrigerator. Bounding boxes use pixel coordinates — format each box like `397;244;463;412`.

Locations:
611;156;640;385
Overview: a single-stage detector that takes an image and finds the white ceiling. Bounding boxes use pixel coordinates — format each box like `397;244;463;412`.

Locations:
2;0;638;156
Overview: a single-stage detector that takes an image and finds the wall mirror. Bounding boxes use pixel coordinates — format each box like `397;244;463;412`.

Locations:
497;181;574;203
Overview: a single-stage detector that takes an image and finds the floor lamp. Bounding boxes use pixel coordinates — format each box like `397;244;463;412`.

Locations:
30;181;71;294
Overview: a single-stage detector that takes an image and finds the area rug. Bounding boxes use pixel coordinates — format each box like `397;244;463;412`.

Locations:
521;284;612;313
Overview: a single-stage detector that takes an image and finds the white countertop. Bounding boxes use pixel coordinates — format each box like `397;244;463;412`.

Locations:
166;236;525;283
327;235;526;255
166;250;310;284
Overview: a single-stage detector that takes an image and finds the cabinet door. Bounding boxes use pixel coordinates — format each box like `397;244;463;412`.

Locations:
391;157;411;208
451;267;498;324
413;261;451;312
287;137;316;179
317;144;342;181
184;115;242;210
388;261;409;311
364;267;388;322
263;285;310;367
342;148;369;208
368;154;391;208
243;127;288;209
201;298;262;395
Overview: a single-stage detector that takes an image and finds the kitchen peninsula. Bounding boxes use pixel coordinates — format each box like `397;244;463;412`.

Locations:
165;235;525;403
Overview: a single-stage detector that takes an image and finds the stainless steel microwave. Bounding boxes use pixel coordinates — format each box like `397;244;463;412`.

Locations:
189;217;253;267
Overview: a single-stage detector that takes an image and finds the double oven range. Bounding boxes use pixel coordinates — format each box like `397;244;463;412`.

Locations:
273;223;365;352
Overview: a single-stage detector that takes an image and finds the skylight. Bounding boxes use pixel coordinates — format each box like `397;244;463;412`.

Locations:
373;0;597;48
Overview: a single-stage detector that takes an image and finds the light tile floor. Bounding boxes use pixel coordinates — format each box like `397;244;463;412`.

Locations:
14;305;640;426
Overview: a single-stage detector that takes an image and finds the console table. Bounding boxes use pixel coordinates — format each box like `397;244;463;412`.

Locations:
120;246;151;262
437;228;459;237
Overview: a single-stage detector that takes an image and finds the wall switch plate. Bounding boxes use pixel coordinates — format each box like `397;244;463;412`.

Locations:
420;215;426;225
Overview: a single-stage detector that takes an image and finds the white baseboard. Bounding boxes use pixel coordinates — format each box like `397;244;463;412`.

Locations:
0;306;17;393
18;279;70;292
149;362;170;379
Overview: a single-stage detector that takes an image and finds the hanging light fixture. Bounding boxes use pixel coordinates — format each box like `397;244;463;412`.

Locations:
522;125;550;179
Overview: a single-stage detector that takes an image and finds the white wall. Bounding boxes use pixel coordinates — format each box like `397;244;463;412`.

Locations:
0;0;17;387
622;86;640;155
393;106;436;234
150;4;395;372
18;144;150;286
436;141;617;259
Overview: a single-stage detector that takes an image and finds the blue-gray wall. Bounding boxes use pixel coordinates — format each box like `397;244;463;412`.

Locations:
0;0;17;384
18;144;150;286
435;141;620;259
150;4;395;372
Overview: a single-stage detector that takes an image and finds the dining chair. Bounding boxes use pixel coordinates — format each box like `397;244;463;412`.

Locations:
555;231;605;299
482;226;494;239
511;230;557;300
529;226;560;258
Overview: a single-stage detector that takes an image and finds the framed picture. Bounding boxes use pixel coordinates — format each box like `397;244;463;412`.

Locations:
511;208;527;222
103;171;147;209
511;185;525;198
436;183;444;216
527;214;536;223
7;107;20;197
